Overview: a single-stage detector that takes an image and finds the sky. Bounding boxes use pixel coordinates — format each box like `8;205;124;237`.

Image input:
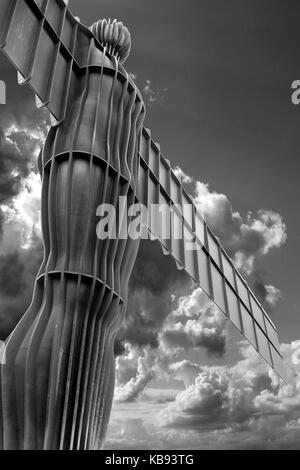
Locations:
0;0;299;450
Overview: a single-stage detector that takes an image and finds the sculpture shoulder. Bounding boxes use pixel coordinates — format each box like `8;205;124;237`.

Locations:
88;44;116;68
87;44;143;103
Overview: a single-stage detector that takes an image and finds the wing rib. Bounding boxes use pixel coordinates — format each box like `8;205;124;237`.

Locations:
137;127;287;382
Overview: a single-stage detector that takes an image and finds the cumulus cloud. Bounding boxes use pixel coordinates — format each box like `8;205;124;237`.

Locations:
193;181;287;276
115;344;156;403
169;360;202;388
106;340;300;450
158;341;300;442
114;288;228;403
160;290;227;357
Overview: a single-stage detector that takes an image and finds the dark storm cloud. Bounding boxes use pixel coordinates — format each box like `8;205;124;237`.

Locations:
129;239;190;294
0;235;43;340
117;239;192;351
0;54;49;132
0;128;38;205
0;252;27;296
0;86;46;339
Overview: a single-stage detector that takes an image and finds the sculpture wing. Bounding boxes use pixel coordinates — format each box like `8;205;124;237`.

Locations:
0;0;95;124
137;127;287;382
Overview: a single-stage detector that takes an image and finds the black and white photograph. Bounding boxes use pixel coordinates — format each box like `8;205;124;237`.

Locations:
0;0;299;456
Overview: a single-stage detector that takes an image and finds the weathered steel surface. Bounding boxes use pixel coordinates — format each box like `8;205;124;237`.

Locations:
138;128;286;382
0;0;286;451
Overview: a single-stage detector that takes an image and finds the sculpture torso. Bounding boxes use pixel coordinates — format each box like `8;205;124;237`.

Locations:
41;41;144;189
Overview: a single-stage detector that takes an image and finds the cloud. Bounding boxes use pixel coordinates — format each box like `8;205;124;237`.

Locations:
116;186;287;402
117;239;192;351
114;288;228;403
106;340;300;450
169;360;202;388
0;58;48;340
173;166;193;184
119;171;287;367
193;181;287;276
160;289;227;357
129;73;137;81
142;79;168;107
0;127;38;205
253;270;282;312
114;344;156;403
0;236;43;339
0;123;46;339
264;285;282;307
0;54;50;132
158;341;300;441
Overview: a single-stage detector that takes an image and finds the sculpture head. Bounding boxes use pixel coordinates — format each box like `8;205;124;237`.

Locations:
90;18;131;64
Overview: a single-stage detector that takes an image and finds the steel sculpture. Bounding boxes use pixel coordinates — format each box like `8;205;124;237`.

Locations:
0;0;286;450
